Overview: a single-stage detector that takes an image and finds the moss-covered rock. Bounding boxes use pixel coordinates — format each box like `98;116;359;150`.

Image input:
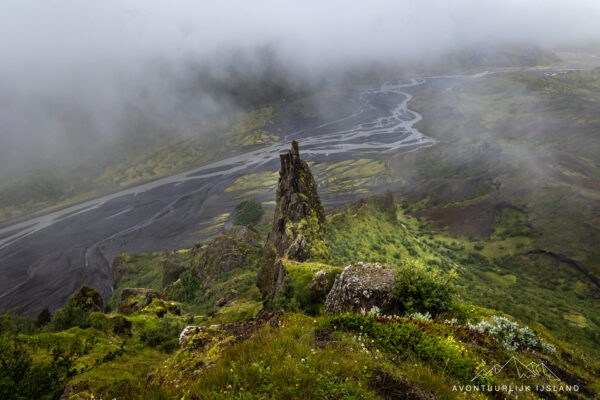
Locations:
272;261;342;314
117;288;161;315
257;141;331;306
110;315;132;335
191;225;261;289
142;298;182;318
70;285;107;313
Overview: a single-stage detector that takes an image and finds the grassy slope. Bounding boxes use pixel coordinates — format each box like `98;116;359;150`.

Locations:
404;69;600;273
6;62;600;399
4;189;599;398
325;200;600;357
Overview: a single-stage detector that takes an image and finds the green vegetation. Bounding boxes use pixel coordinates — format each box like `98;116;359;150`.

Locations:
3;189;600;398
325;197;600;356
272;261;342;315
232;199;265;226
391;261;458;316
139;314;185;353
110;250;192;310
3;68;600;397
0;332;89;400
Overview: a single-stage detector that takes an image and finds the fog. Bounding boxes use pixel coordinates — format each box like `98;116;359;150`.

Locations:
1;0;600;175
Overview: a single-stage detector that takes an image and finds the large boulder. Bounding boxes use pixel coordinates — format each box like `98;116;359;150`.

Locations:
257;141;330;305
325;262;398;315
192;225;261;288
117;288;161;315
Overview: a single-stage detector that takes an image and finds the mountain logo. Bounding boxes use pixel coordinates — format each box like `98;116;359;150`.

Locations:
472;356;561;382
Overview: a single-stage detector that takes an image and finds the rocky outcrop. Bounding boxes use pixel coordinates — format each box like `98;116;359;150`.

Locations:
192;225;261;288
36;308;52;327
215;289;239;308
70;285;107;313
117;288;181;317
179;310;283;348
162;260;187;287
325;262;398;314
142;298;181;318
117;288;161;315
257;141;330;305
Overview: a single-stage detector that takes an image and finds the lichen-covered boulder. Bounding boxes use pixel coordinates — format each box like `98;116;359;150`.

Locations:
325;262;398;314
257;141;330;306
117;288;161;315
192;225;261;288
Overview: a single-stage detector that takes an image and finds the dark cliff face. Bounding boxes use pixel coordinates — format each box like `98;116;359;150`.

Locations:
256;141;330;305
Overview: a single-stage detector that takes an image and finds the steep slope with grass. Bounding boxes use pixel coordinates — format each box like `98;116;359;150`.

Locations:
2;143;599;399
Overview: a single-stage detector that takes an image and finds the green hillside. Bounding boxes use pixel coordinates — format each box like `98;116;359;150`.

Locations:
2;190;599;399
3;64;600;400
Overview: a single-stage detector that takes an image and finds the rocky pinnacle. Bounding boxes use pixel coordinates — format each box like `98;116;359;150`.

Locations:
256;141;330;306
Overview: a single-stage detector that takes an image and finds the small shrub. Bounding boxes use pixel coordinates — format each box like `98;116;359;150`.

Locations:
391;261;458;316
272;271;320;315
46;302;92;332
329;313;489;384
467;316;555;353
0;335;88;399
169;269;202;303
140;314;184;352
232;199;264;226
0;311;36;335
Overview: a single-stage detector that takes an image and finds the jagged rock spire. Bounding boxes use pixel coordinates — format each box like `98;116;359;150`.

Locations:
256;141;330;305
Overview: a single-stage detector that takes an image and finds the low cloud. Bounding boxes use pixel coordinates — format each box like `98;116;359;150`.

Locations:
1;0;600;173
